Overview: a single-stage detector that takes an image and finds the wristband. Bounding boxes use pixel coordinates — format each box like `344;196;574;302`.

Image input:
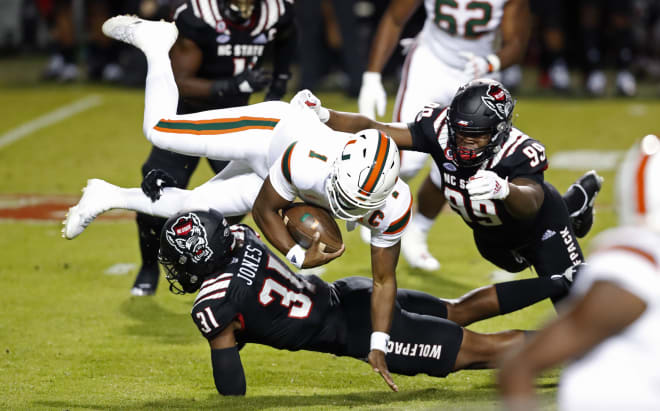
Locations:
486;54;501;73
370;331;390;354
286;244;306;269
317;107;330;123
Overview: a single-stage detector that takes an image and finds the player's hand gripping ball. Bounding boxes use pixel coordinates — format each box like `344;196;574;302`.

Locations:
282;203;343;253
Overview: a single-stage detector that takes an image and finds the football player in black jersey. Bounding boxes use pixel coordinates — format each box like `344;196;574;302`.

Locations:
294;82;602;308
132;0;296;296
158;209;574;395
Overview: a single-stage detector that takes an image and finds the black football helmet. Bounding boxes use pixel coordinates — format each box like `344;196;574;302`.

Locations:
447;79;515;167
219;0;258;24
158;209;234;294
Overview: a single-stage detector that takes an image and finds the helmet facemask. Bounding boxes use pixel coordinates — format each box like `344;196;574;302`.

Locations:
447;79;514;167
158;210;234;294
221;0;257;24
325;130;400;221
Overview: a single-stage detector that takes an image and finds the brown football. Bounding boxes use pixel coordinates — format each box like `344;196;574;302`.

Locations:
282;203;343;253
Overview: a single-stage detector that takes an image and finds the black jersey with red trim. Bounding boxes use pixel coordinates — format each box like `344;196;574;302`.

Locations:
408;105;552;245
173;0;295;110
190;224;342;353
174;0;294;80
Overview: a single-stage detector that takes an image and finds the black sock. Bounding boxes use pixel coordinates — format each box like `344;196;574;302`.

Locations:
495;277;570;315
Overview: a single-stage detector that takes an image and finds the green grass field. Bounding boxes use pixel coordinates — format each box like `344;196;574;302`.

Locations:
1;70;659;410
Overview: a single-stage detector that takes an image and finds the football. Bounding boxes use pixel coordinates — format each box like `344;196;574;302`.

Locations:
282;203;343;253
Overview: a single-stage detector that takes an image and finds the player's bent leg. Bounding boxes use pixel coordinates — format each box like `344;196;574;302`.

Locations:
180;171;263;217
453;328;526;371
144;102;288;176
101;16;179;135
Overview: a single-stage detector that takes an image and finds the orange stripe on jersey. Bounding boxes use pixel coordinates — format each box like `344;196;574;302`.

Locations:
359;132;389;195
636;153;651;215
384;195;413;234
597;245;657;268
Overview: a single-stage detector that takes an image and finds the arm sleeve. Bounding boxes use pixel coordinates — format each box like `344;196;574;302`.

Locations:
211;347;246;395
500;138;547;183
407;105;447;153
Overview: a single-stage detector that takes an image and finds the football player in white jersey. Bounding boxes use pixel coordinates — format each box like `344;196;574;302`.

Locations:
359;0;532;271
498;134;660;411
63;16;409;391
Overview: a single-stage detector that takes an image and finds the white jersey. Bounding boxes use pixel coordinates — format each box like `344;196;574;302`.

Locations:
419;0;508;70
558;226;660;411
269;135;413;248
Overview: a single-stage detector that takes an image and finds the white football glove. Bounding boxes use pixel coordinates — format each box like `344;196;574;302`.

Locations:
358;72;386;119
459;52;501;79
290;89;329;123
466;170;510;200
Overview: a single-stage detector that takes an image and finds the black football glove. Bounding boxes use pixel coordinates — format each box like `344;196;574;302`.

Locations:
211;68;272;97
236;68;272;93
265;73;290;101
141;169;178;202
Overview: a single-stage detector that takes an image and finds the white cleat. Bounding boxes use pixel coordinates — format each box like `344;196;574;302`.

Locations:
102;15;178;54
401;226;441;271
62;179;117;239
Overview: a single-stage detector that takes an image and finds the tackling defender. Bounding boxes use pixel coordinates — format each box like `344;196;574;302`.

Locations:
298;86;602;307
158;209;535;395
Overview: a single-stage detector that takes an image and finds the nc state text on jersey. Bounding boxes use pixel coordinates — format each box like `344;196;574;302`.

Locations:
217;44;265;57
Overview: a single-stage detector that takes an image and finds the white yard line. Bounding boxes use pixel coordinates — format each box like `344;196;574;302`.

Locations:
0;94;103;149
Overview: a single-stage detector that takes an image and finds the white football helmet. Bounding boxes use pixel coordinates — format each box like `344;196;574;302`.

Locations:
326;129;400;221
616;134;660;232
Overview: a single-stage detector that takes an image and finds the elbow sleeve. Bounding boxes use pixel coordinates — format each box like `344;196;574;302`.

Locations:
211;347;246;396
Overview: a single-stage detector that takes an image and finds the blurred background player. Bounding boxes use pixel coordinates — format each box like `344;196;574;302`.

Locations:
356;0;532;270
498;134;660;410
131;0;296;296
580;0;636;97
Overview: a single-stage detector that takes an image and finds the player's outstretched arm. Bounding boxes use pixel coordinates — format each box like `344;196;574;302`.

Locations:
498;281;646;409
368;243;400;392
209;321;246;396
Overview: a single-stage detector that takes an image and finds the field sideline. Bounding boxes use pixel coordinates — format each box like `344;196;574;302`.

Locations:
1;82;658;410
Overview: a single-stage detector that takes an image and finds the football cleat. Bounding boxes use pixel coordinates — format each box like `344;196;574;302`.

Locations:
569;170;604;238
131;263;159;296
400;225;441;271
102;15;178;54
62;179;117;239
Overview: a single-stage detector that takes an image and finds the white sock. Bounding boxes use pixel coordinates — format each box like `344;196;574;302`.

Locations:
143;53;179;135
411;212;435;234
122;187;189;218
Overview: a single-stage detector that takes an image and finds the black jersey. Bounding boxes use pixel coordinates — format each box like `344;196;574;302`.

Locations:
190;225;341;352
173;0;295;110
408;105;552;246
